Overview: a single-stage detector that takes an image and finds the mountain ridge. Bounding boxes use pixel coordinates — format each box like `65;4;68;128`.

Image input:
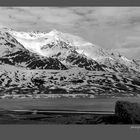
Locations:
8;28;140;72
0;28;140;97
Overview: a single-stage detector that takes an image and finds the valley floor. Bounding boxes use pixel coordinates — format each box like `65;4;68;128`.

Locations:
0;96;140;124
0;110;122;124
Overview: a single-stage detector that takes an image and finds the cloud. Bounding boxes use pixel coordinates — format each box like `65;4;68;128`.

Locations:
1;7;140;30
122;43;140;49
1;7;140;59
119;36;140;48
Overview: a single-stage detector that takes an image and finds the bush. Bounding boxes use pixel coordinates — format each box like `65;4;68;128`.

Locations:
115;101;140;124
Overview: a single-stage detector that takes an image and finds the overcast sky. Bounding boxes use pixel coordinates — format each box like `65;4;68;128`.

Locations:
0;7;140;59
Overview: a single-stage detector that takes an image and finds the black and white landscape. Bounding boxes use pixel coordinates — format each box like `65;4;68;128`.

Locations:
0;28;140;97
0;7;140;124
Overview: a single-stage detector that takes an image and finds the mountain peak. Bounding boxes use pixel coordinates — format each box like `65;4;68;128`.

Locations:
48;29;62;36
1;28;139;72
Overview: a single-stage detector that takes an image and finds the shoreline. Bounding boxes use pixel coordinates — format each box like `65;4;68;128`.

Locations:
0;93;137;99
0;94;95;99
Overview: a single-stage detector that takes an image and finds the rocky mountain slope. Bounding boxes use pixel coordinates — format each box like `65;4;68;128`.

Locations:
0;28;140;98
0;65;140;98
9;28;140;73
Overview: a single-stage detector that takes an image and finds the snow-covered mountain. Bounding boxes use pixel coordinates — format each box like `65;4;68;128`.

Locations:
0;28;67;70
0;29;25;56
0;64;140;98
8;28;140;73
0;27;140;98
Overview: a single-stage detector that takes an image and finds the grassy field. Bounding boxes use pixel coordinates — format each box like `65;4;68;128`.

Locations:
0;96;140;111
0;97;140;124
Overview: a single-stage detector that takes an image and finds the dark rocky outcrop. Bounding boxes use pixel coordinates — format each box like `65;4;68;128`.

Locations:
66;52;104;71
0;50;67;70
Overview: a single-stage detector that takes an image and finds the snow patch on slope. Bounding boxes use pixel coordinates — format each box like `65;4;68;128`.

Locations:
5;28;140;72
9;29;100;59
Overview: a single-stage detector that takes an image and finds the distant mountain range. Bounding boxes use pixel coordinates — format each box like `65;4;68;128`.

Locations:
0;27;140;98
